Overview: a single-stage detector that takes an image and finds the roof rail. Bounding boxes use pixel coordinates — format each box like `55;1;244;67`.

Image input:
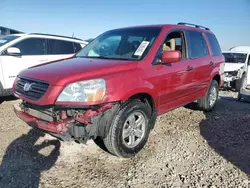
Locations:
28;33;84;41
177;22;210;30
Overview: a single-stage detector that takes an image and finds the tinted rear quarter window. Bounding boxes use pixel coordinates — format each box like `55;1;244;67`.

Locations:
48;39;74;55
73;42;82;53
206;33;222;56
186;30;209;59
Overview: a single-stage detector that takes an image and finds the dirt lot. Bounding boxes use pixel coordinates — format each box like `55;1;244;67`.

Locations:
0;90;250;188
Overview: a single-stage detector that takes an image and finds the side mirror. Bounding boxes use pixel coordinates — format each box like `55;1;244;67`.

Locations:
161;50;181;63
7;47;21;56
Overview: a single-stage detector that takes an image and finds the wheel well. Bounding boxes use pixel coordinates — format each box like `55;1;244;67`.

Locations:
213;74;221;85
129;93;155;110
128;93;157;130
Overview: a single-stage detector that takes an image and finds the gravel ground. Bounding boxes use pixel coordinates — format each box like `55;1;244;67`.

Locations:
0;90;250;188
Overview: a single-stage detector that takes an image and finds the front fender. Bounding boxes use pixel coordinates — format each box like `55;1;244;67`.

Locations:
104;74;159;108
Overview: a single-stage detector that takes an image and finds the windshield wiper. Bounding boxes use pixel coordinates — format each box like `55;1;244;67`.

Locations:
77;56;112;59
77;56;132;61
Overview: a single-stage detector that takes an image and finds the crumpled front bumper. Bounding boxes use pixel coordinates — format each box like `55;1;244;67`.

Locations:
13;103;70;133
224;76;235;82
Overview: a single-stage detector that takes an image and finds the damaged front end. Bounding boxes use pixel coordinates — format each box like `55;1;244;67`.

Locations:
223;63;245;88
223;70;242;87
14;101;118;144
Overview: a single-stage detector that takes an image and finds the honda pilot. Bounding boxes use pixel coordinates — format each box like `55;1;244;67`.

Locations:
13;23;225;158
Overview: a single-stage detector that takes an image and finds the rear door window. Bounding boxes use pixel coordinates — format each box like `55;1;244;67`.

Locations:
12;38;47;55
206;33;222;56
186;31;209;59
48;39;75;55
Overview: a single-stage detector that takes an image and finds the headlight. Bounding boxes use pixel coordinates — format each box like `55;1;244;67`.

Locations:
57;79;106;102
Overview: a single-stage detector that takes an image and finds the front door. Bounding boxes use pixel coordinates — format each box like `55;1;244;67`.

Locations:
1;37;47;89
148;30;195;114
156;59;195;114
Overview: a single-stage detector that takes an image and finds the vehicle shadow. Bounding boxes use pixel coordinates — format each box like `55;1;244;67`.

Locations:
198;97;250;175
0;95;17;104
0;128;61;188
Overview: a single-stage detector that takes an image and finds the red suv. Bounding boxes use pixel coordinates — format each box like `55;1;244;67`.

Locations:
13;23;225;158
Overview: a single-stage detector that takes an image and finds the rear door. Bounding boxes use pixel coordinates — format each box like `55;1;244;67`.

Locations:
46;39;77;62
186;30;211;92
1;37;47;89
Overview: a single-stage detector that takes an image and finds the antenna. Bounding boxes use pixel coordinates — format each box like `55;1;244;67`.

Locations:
72;32;74;38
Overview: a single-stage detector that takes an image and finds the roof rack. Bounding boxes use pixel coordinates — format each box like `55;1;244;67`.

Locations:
177;22;210;30
28;33;84;41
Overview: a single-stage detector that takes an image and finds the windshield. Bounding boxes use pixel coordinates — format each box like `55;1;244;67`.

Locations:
222;52;247;63
76;27;161;61
0;35;20;47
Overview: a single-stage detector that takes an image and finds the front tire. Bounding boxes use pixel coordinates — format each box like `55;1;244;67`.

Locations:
198;80;219;112
103;100;151;158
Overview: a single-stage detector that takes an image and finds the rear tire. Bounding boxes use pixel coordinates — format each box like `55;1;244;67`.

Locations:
198;80;219;112
102;100;151;158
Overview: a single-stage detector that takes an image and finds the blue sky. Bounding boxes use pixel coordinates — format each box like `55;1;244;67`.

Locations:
1;0;249;50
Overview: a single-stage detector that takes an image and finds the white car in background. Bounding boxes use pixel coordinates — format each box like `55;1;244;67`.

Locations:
0;33;88;96
222;46;250;91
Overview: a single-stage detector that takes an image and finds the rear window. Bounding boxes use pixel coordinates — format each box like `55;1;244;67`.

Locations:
206;33;222;56
0;35;20;47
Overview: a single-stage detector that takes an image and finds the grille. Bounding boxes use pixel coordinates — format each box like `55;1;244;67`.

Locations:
15;77;50;100
227;71;238;77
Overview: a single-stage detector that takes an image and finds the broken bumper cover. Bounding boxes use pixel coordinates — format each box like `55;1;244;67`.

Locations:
13;102;113;138
224;71;241;83
13;103;70;134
